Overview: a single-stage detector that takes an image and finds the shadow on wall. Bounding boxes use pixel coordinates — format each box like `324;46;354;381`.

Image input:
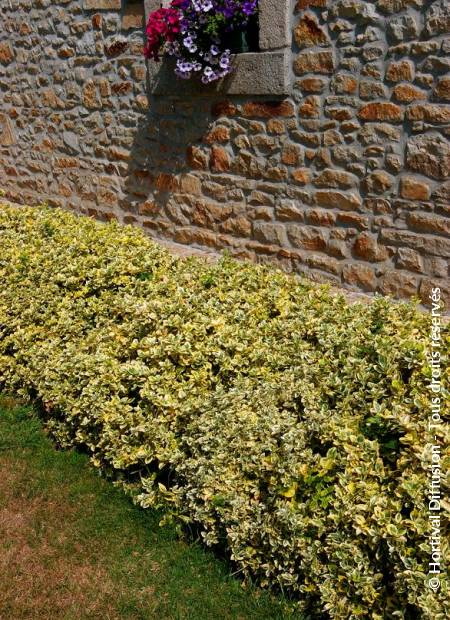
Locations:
119;90;216;240
118;55;290;253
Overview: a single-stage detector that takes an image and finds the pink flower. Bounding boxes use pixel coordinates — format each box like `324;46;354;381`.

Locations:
144;6;182;60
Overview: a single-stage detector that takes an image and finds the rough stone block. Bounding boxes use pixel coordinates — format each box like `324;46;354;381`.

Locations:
294;50;334;75
0;113;16;146
122;3;145;29
397;248;424;273
407;212;450;236
342;263;376;291
210;146;230;172
314;169;356;189
83;0;121;9
353;232;389;262
406;133;450;180
287;225;328;250
0;42;14;64
419;278;450;308
406;105;450;123
294;14;330;48
392;84;426;103
258;0;291;50
253;222;288;245
425;0;450;37
242;100;295;118
434;77;450;101
400;177;431;200
363;170;394;194
378;270;418;299
358;102;404;122
315;190;362;211
385;60;414;82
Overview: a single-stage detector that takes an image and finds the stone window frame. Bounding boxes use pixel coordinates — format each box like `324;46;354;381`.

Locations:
143;0;292;95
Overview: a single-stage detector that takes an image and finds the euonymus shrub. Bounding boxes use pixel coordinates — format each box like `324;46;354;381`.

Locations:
0;206;448;619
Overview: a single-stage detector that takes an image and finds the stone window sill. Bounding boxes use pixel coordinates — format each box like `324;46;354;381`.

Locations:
143;0;292;96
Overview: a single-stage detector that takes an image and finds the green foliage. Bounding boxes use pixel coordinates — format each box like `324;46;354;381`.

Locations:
204;13;226;38
0;205;448;619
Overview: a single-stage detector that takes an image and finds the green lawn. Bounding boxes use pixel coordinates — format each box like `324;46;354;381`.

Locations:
0;395;296;620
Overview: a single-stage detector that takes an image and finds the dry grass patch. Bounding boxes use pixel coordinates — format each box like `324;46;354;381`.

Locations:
0;458;121;620
0;397;294;620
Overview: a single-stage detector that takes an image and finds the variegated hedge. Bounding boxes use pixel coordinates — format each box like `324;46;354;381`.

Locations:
0;205;448;619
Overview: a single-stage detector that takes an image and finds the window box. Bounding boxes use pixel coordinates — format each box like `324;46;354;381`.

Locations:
143;0;292;95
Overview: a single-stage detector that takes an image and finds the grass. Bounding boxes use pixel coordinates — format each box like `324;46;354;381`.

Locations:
0;395;296;620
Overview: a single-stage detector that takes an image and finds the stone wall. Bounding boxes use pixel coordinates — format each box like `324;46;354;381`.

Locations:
0;0;449;306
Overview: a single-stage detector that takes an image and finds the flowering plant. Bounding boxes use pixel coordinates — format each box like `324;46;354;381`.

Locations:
144;0;258;83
